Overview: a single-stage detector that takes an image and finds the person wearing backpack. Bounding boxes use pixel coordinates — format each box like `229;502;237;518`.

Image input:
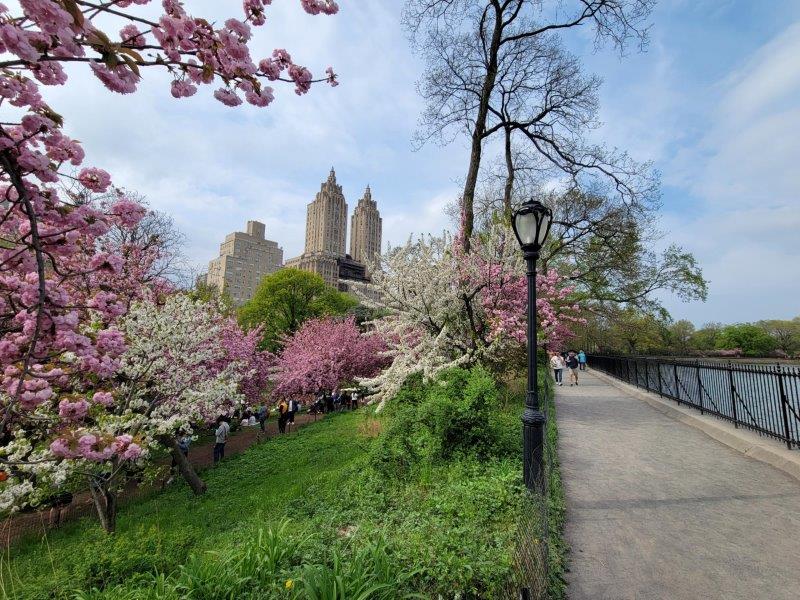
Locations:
566;352;580;386
578;350;587;371
213;416;230;464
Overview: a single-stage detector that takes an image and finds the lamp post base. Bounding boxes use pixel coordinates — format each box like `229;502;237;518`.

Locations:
522;398;546;492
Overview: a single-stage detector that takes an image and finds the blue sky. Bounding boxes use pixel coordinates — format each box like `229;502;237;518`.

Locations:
40;1;800;326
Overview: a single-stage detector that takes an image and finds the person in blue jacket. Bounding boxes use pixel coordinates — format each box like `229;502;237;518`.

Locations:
578;350;587;371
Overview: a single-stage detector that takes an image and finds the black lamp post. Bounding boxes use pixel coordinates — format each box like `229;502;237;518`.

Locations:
511;199;553;491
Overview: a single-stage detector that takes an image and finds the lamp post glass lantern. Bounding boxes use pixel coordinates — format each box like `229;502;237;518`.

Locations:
512;199;552;491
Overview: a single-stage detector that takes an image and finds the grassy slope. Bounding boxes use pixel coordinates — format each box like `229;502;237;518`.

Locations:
5;371;566;599
6;410;370;598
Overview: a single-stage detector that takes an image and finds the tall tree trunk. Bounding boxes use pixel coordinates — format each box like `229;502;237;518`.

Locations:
88;477;117;533
461;1;504;252
160;435;207;495
502;125;514;223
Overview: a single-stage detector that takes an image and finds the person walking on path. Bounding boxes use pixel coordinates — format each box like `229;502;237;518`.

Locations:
578;350;587;371
213;417;230;464
277;399;289;434
550;352;566;386
566;351;579;386
257;404;268;432
287;398;299;430
167;434;191;484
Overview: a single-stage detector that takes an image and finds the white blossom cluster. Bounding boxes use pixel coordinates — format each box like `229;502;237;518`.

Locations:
356;226;526;407
118;295;245;432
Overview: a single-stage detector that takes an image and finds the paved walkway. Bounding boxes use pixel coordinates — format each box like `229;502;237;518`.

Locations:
556;370;800;600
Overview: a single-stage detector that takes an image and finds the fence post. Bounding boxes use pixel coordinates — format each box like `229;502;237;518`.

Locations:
657;362;663;397
776;364;793;450
634;360;639;388
644;359;650;391
626;358;631;384
727;362;738;428
696;360;704;414
673;362;680;403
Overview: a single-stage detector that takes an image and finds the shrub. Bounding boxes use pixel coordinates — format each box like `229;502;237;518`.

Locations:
371;366;505;478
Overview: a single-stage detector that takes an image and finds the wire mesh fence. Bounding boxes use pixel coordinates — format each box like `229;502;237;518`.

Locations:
589;355;800;450
500;379;560;600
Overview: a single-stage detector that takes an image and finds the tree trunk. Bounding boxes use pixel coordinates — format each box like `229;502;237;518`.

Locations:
160;435;207;495
88;477;117;533
502;125;514;223
460;2;504;252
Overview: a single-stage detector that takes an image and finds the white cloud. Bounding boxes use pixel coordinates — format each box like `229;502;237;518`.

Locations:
26;1;465;275
666;21;800;323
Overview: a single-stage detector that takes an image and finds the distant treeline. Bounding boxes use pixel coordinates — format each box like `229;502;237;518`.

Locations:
577;309;800;358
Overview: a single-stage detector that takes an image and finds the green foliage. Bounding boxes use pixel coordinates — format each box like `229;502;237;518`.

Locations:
668;319;695;354
238;268;358;351
371;367;512;478
297;540;420;600
544;189;708;314
79;526;198;590
756;318;800;355
597;306;670;354
186;280;235;315
3;368;564;600
716;324;776;357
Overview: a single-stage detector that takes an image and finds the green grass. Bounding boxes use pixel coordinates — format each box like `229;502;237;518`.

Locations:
5;411;370;598
545;378;569;599
3;368;566;599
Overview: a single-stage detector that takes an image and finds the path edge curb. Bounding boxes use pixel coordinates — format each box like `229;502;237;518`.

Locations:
589;369;800;483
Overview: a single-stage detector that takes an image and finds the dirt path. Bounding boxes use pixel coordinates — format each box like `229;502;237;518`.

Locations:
1;411;325;547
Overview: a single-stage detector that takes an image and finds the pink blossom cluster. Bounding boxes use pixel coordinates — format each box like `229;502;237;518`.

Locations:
272;316;389;398
215;318;273;405
479;263;585;351
50;432;143;462
451;228;585;352
0;0;338;107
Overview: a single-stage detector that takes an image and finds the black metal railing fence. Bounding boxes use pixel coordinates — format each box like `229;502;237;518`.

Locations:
588;355;800;450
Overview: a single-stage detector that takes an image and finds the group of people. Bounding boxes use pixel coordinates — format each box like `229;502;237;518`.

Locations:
311;389;360;414
207;389;363;466
550;350;587;386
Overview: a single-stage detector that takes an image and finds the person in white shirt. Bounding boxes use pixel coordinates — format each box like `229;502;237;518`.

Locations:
213;416;230;464
550;352;566;386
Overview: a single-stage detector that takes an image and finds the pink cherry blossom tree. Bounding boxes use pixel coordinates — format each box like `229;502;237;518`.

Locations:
43;295;244;531
272;316;389;399
0;1;338;519
216;317;272;407
0;0;337;448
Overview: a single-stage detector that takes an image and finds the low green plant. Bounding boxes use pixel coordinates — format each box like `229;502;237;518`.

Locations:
296;540;419;600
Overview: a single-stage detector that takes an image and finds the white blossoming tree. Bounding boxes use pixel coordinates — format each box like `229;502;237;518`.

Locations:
1;295;245;532
357;225;583;407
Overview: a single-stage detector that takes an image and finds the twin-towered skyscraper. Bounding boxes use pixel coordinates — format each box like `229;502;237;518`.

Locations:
206;168;382;305
287;167;382;291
